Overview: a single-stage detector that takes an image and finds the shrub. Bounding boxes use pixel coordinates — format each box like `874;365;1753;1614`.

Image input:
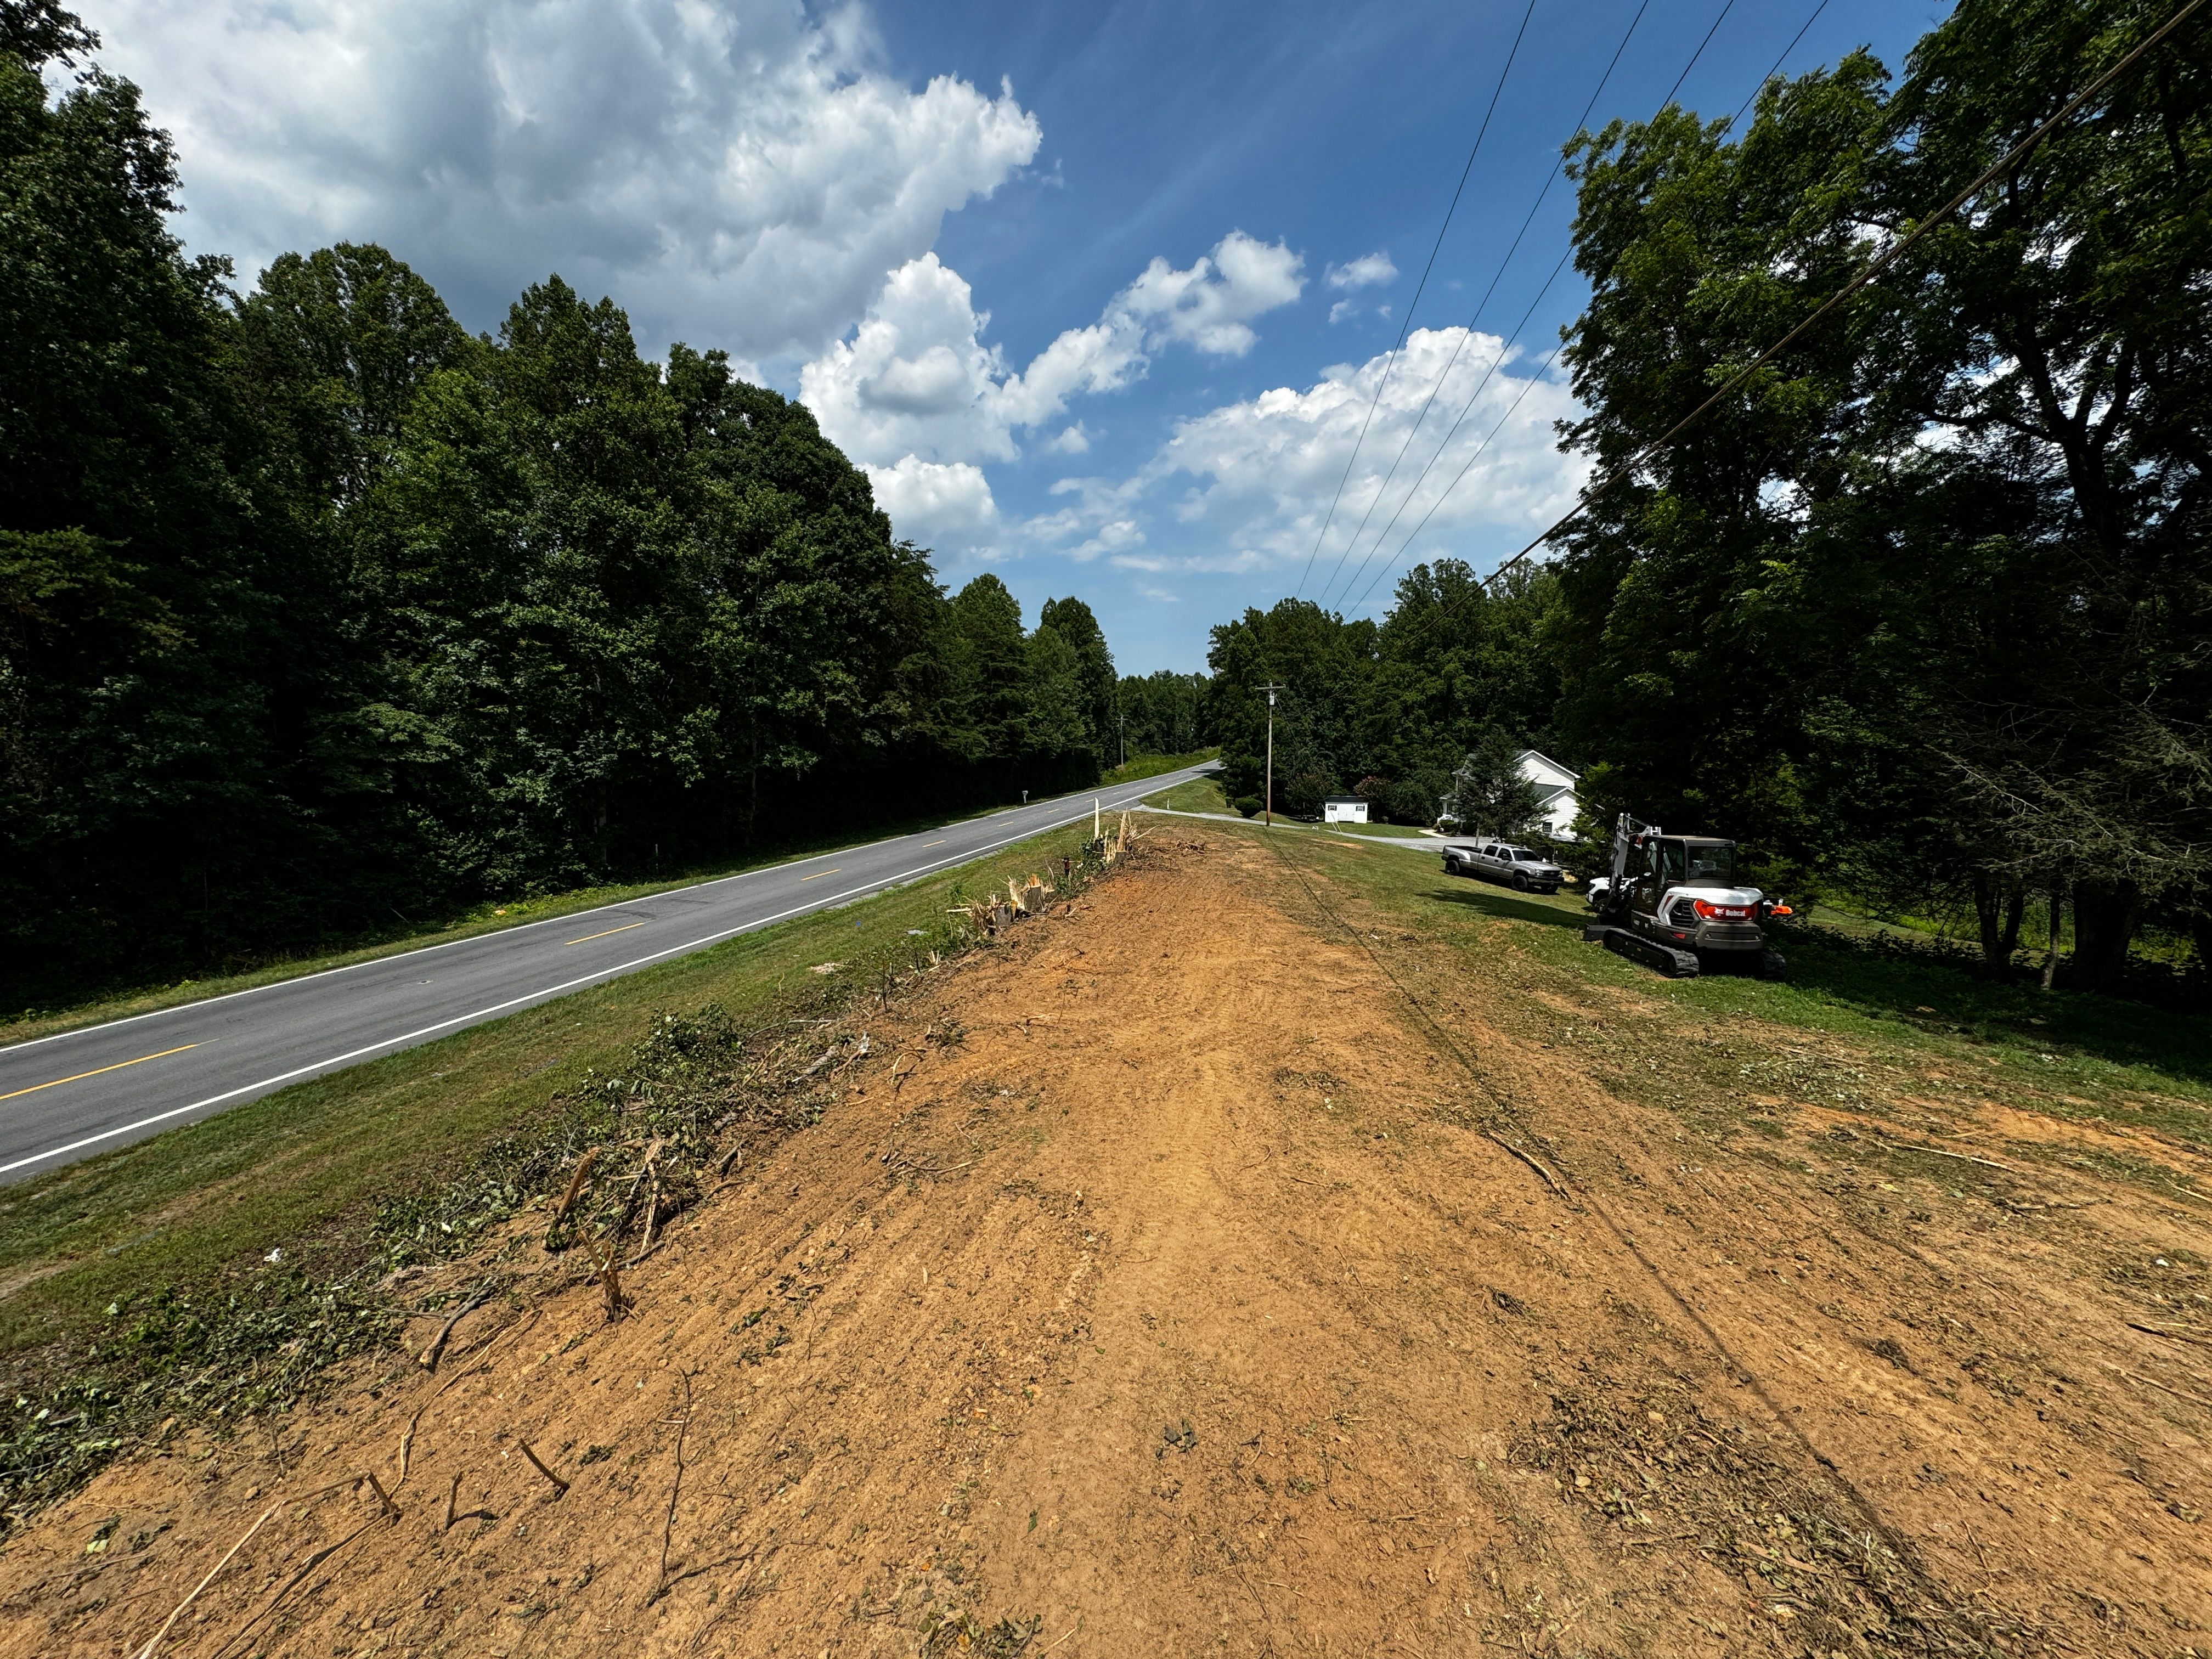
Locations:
1382;770;1448;826
1282;771;1334;820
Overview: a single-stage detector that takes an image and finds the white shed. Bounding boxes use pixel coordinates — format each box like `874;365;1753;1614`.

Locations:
1516;749;1581;839
1323;797;1370;824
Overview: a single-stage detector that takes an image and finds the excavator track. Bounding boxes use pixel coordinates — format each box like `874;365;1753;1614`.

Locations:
1584;924;1700;979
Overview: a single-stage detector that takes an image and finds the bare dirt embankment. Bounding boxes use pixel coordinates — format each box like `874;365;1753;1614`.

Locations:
2;834;2207;1656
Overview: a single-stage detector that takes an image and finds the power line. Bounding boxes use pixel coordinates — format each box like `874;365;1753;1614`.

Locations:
1330;0;1837;612
1657;0;1740;112
1313;0;1660;610
1324;0;1739;611
1290;0;1538;600
1460;0;2210;603
1330;244;1573;611
1729;0;1831;133
1346;289;1574;613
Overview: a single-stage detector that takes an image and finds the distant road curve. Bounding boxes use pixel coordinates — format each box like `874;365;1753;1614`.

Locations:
0;764;1219;1182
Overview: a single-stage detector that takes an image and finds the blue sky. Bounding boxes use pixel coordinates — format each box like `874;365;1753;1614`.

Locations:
83;0;1951;673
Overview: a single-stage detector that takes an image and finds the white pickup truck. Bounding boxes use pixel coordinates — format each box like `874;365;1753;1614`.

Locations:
1441;839;1564;895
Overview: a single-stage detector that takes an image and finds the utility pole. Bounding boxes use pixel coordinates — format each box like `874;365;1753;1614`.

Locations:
1255;682;1285;828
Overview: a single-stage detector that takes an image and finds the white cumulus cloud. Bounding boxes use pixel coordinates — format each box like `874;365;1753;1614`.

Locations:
1115;230;1305;357
1327;251;1398;290
865;456;1000;545
81;0;1042;359
802;232;1302;549
1154;327;1588;594
803;232;1304;471
800;255;1039;466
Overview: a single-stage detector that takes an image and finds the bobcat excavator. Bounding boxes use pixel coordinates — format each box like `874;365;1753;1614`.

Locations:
1583;812;1790;979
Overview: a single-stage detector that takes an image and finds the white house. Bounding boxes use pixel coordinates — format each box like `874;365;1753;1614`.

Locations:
1517;749;1581;839
1322;797;1370;825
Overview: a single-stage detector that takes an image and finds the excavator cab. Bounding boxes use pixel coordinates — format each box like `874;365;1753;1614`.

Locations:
1587;815;1788;979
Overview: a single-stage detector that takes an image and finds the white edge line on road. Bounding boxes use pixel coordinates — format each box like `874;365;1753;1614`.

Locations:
0;767;1220;1059
0;776;1203;1176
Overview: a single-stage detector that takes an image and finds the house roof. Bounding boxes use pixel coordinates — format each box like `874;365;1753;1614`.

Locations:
1323;796;1367;805
1516;748;1579;783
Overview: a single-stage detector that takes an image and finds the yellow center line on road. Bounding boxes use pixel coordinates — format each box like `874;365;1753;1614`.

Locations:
922;840;946;847
1;1043;199;1103
799;868;841;882
565;921;650;946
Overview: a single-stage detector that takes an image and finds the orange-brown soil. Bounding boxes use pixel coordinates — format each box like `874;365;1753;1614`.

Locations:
3;836;2208;1657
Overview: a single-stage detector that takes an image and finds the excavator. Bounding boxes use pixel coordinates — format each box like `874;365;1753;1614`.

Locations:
1583;812;1790;979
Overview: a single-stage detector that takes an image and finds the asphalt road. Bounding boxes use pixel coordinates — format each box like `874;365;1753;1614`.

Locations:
0;764;1220;1182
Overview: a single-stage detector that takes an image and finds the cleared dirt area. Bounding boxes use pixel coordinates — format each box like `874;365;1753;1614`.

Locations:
2;834;2208;1656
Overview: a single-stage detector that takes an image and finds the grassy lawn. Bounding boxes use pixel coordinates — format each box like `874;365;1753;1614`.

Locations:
1229;821;2212;1157
1101;749;1219;787
1311;818;1435;840
0;821;1104;1376
1142;775;1231;815
1132;789;1438;842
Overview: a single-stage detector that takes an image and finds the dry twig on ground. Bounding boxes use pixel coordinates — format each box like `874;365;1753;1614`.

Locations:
597;1233;629;1322
651;1370;697;1600
2101;1360;2212;1411
129;1503;279;1659
1872;1138;2025;1176
2130;1321;2212;1351
519;1440;571;1498
132;1474;375;1659
416;1279;496;1372
206;1515;379;1659
1487;1132;1564;1194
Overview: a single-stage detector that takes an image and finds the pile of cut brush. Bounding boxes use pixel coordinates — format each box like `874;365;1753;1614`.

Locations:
953;815;1139;935
531;1009;875;1318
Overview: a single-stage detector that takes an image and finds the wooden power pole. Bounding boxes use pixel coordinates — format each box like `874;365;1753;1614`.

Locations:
1255;682;1285;828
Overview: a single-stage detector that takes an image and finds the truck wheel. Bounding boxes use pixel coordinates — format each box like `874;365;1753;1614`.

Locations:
1512;872;1530;892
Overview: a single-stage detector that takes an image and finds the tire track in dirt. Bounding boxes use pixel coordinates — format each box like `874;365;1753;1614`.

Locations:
1266;836;2212;1655
1258;835;2022;1654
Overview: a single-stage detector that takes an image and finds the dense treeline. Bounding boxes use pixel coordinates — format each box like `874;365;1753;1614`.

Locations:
1553;0;2210;989
0;2;1124;1005
1201;563;1562;822
1204;0;2210;988
1113;670;1209;764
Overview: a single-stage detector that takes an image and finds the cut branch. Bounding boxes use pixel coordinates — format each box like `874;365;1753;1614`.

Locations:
520;1440;571;1498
